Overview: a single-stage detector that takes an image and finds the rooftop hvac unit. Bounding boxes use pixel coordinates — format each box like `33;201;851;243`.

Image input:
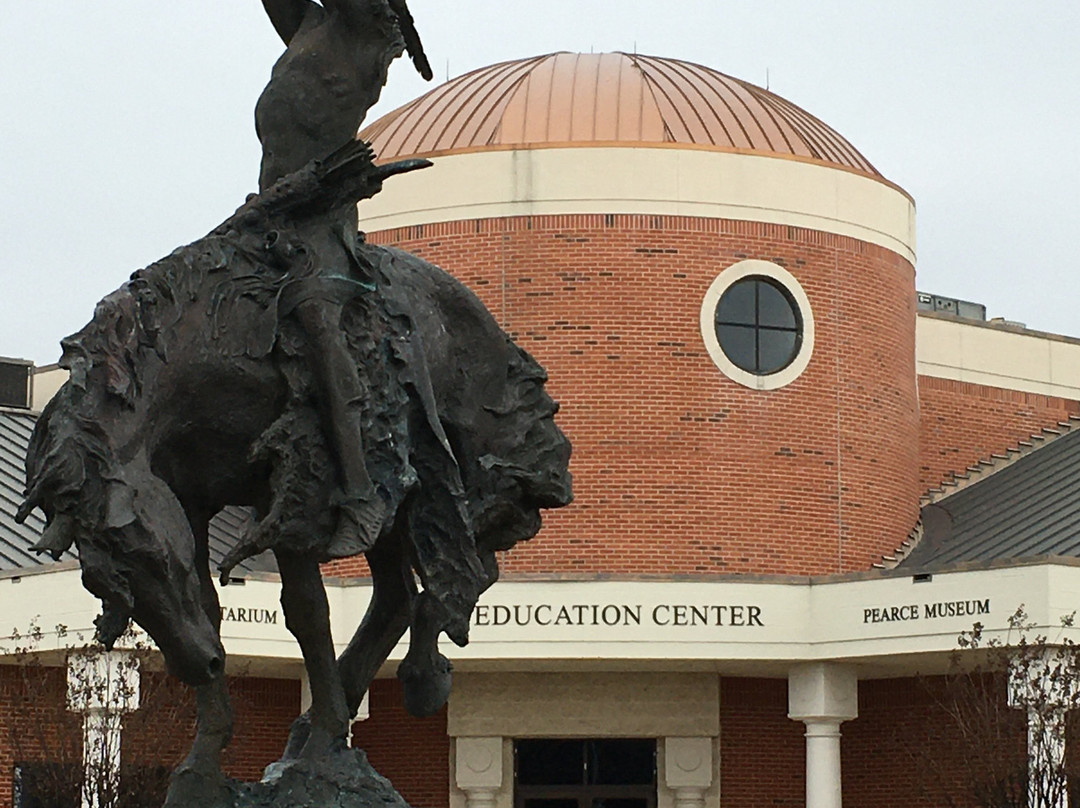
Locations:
0;358;32;409
916;292;987;322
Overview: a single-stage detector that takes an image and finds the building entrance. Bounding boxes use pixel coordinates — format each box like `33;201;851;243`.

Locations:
514;739;657;808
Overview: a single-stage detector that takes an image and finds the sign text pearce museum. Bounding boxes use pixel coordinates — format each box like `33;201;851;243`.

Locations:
863;598;991;625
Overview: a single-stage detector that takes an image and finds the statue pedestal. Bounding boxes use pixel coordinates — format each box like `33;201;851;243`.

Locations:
165;750;412;808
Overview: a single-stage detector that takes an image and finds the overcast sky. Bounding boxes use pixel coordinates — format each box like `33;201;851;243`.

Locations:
2;1;1078;364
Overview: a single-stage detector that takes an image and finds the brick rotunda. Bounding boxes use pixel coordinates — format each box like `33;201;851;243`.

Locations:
346;50;920;578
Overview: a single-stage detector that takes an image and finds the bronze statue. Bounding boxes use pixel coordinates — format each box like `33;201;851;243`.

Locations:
18;3;571;806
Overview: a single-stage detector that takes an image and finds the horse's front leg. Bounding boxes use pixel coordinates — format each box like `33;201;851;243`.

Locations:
275;550;350;757
338;535;414;714
164;677;234;808
280;535;413;758
186;678;233;767
164;516;234;807
193;515;233;765
396;590;454;717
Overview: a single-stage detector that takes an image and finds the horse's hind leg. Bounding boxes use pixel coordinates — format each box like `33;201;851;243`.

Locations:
275;550;350;756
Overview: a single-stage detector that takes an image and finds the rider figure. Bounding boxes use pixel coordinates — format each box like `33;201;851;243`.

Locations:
256;0;431;554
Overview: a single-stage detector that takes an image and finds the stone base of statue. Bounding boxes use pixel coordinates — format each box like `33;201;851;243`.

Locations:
165;750;411;808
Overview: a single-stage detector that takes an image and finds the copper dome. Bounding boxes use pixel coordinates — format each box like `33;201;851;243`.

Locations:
361;51;880;176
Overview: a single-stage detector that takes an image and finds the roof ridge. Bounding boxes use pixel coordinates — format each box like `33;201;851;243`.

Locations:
921;416;1080;505
880;415;1080;569
874;517;923;570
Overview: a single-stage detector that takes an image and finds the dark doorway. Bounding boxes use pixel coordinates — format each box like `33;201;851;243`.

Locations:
514;738;656;808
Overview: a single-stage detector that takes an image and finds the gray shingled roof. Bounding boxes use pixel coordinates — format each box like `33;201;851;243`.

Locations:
901;425;1080;571
0;409;275;576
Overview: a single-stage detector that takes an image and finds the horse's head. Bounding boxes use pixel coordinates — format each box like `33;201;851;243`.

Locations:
19;391;225;686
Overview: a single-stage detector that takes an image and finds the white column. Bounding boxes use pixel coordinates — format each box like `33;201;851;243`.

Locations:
80;712;123;808
663;737;713;808
788;663;858;808
67;652;140;808
455;736;503;808
1009;649;1074;808
1027;708;1067;808
802;720;844;808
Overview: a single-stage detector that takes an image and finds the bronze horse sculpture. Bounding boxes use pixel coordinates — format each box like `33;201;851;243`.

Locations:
17;1;572;803
18;137;571;801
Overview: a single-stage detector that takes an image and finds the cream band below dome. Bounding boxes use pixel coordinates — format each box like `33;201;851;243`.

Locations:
359;146;916;264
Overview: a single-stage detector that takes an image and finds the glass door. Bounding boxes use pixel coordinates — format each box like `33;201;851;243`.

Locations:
514;739;656;808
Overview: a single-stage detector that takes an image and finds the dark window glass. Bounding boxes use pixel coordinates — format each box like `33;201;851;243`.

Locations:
587;740;655;785
714;276;802;375
714;279;756;325
593;800;649;808
0;361;31;408
517;739;584;785
525;801;578;808
757;281;798;329
715;325;756;372
758;330;798;373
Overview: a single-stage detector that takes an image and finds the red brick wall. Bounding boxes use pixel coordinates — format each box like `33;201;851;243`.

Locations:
351;678;449;808
918;375;1079;493
1;668;446;807
719;678;804;807
120;672;298;783
118;671;194;789
0;666;299;808
843;676;1026;808
844;677;968;807
0;664;82;808
720;675;1028;808
355;214;919;576
221;676;301;781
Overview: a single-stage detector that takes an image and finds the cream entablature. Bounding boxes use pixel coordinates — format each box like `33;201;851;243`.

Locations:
2;562;1075;676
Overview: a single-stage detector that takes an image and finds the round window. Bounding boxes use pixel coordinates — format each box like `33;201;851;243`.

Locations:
714;276;802;374
699;260;815;390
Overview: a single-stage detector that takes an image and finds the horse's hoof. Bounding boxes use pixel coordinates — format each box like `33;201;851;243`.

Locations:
397;654;453;717
279;712;312;762
265;717;349;783
164;763;234;808
300;724;349;759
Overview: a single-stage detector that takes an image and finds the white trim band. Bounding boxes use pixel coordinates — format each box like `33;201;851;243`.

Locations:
5;563;1078;676
358;146;917;264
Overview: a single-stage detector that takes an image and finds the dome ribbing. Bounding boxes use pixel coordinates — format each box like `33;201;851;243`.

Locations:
361;51;880;176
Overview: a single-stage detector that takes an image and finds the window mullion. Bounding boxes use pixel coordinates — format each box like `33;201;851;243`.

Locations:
754;279;762;373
